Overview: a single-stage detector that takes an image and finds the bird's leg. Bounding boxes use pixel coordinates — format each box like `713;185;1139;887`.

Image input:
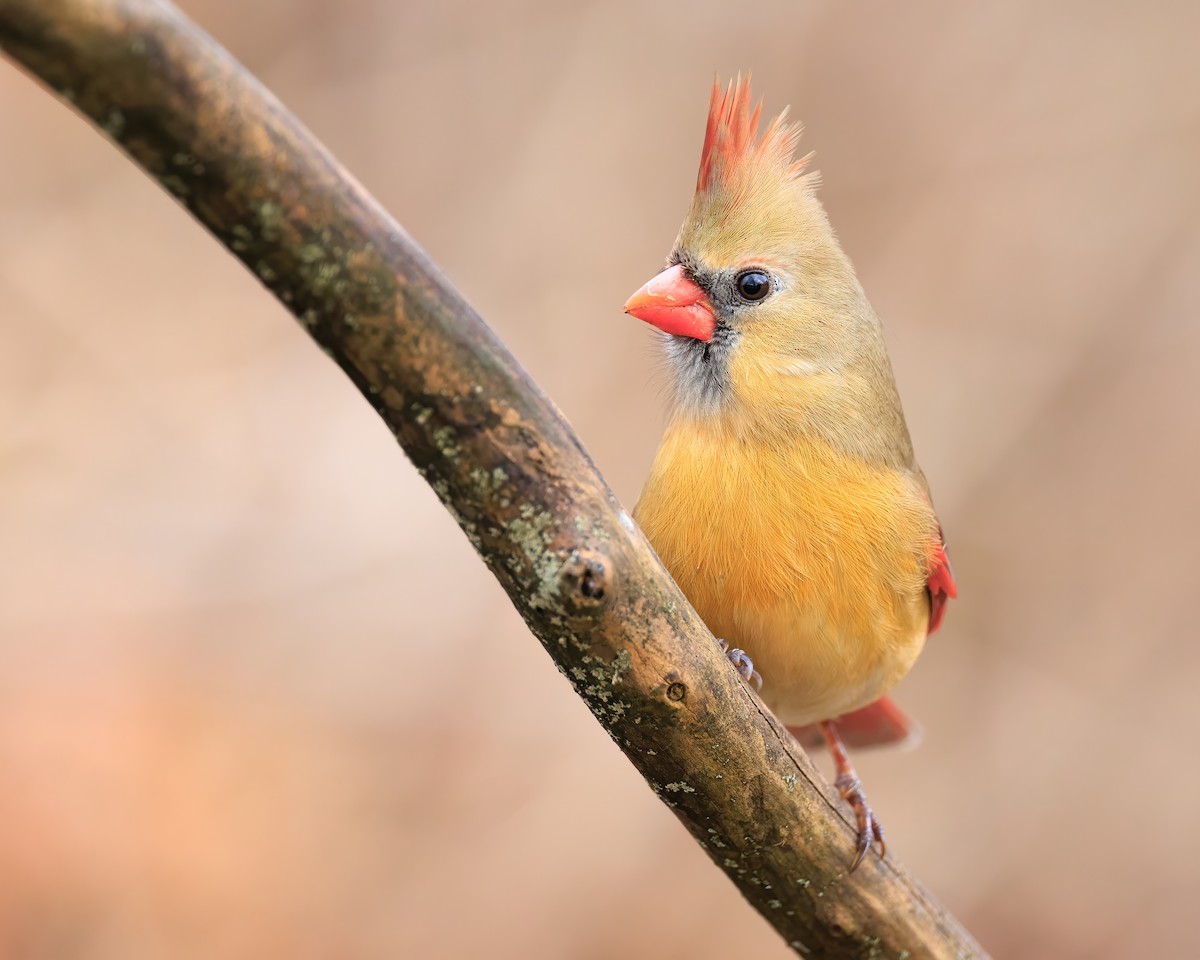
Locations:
717;639;762;690
819;720;885;871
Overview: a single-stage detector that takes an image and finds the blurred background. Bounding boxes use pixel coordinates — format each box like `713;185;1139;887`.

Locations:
2;1;1198;957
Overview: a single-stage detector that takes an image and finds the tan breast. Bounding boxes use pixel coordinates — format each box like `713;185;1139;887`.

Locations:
635;416;936;726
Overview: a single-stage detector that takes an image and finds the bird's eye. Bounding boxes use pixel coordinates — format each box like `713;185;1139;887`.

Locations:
735;270;771;302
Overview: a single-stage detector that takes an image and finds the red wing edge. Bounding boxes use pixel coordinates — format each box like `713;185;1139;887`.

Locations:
927;533;957;635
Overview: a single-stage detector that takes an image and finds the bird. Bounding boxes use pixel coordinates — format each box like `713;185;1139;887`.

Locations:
624;76;956;870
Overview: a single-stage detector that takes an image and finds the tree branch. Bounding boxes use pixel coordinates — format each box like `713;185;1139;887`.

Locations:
0;2;987;956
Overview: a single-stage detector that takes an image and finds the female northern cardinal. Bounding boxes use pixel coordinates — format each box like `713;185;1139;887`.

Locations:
626;77;955;869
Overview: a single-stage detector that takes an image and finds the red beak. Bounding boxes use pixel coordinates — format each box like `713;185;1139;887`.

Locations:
623;264;717;341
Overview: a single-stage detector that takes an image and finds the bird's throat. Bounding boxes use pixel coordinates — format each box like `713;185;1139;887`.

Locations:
663;327;737;414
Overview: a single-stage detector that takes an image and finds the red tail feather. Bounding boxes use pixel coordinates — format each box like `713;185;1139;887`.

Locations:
787;696;921;751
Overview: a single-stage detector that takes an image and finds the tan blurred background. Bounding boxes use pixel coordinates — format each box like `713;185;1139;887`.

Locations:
2;1;1198;957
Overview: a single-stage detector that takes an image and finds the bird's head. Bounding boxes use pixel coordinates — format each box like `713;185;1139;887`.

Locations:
625;76;874;419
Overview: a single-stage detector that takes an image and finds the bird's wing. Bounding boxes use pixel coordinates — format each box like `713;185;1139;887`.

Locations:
787;528;956;751
903;467;957;636
926;529;956;635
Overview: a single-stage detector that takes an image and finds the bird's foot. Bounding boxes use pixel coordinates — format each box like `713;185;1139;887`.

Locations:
717;639;762;690
833;771;886;871
820;720;886;871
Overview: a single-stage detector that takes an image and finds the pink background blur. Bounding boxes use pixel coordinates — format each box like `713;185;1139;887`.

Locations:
2;2;1198;957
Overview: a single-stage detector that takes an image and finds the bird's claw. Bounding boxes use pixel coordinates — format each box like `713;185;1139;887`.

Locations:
834;772;886;871
717;640;763;690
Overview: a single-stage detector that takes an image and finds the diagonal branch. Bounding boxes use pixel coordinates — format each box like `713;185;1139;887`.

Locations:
0;2;987;956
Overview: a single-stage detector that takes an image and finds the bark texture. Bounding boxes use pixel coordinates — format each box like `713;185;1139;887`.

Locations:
0;2;988;956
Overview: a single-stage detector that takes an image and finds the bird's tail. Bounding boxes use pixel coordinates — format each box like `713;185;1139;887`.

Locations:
786;696;922;751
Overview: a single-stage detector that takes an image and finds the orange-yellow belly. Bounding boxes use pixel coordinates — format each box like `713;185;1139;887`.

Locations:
635;418;936;727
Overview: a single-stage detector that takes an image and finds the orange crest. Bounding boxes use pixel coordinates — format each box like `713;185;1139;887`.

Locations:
696;75;811;194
